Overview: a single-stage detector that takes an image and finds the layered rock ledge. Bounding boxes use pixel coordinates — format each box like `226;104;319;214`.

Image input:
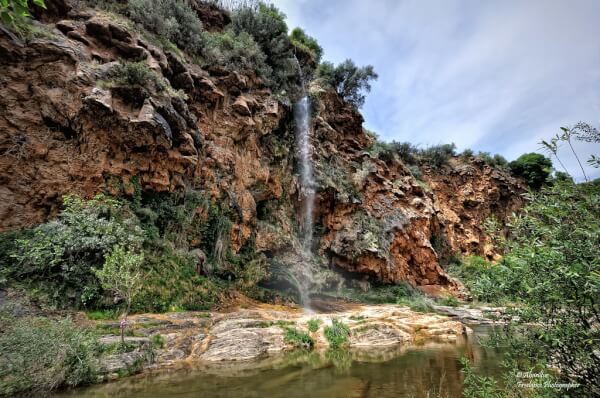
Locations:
91;303;471;380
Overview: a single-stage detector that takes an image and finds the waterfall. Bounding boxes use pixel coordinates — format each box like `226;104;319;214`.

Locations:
293;59;316;310
295;95;315;250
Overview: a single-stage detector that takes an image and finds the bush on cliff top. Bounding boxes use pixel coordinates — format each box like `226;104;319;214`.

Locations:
509;152;552;189
290;27;323;63
317;59;378;109
127;0;204;53
230;1;300;93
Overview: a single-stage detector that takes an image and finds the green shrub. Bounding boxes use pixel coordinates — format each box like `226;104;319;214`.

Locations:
307;318;320;333
317;59;378;109
289;27;323;63
419;143;456;169
94;245;144;316
509;152;552;189
201;29;271;77
151;334;165;349
460;148;474;159
0;0;45;37
397;295;436;313
0;316;98;396
10;195;144;308
284;327;314;349
448;256;518;304
230;2;298;92
324;319;350;349
127;0;203;53
86;309;118;320
109;61;166;92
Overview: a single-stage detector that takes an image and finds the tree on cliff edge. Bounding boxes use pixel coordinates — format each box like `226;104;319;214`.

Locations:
317;59;378;109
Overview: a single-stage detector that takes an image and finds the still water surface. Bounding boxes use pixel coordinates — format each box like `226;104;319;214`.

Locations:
57;324;504;398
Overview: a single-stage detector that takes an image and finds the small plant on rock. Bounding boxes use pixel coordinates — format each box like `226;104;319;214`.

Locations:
307;318;320;333
284;327;314;349
324;319;350;349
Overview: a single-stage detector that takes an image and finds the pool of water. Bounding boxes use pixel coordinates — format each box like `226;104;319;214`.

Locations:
57;324;504;398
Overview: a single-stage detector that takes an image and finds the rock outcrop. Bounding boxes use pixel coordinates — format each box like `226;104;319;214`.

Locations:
0;3;525;294
91;303;469;376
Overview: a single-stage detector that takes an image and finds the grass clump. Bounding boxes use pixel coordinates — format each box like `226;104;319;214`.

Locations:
324;319;350;349
86;309;119;320
0;315;99;396
151;334;165;349
108;61;167;92
307;318;320;333
284;327;314;349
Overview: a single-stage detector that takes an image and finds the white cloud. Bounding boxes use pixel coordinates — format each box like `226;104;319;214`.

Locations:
273;0;600;180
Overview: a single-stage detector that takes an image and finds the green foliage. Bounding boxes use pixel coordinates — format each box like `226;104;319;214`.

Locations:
289;27;323;63
317;59;378;109
324;319;350;349
200;29;271;77
127;0;203;53
0;0;45;36
509;152;552;189
449;256;518;304
9;194;144;308
460;357;504;398
151;334;165;349
460;357;559;398
337;283;414;304
86;309;118;320
397;295;436;313
283;327;314;349
453;181;600;394
419;143;456;169
0;316;98;396
477;151;508;168
94;245;144;314
307;318;320;333
460;148;474;158
499;181;599;393
230;2;298;93
109;61;166;92
132;241;219;312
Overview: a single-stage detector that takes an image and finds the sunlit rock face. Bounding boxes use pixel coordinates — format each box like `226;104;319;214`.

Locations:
0;3;524;293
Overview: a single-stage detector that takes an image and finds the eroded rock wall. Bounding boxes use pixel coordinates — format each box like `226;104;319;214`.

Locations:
0;3;525;294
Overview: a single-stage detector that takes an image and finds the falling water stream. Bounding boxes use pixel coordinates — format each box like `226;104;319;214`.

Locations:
293;62;316;310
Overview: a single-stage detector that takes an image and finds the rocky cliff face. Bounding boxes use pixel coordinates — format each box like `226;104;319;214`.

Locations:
0;2;525;296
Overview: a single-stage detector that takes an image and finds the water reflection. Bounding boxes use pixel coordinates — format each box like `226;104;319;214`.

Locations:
57;325;504;398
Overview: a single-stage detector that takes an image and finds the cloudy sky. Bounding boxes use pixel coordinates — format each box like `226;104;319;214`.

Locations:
273;0;600;181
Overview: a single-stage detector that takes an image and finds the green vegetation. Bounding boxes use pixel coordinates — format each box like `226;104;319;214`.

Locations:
307;318;320;333
1;188;271;313
127;0;203;53
108;61;167;92
317;59;378;109
290;27;323;63
509;152;552;189
452;180;600;395
230;1;299;93
283;327;314;349
0;316;98;396
0;0;45;36
324;319;350;349
94;245;143;342
201;30;270;77
7;194;144;308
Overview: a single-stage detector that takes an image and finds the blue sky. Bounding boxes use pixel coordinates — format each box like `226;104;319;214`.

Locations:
273;0;600;181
